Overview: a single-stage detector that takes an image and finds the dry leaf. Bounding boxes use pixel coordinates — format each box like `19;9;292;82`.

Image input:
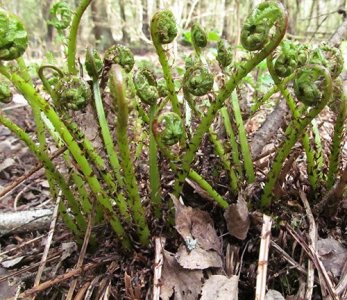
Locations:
160;250;203;300
175;245;223;269
172;195;221;253
224;194;250;240
200;275;238;300
317;238;347;277
1;256;24;268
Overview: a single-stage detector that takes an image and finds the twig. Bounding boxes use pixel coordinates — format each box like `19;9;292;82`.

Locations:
299;190;316;299
66;202;96;300
34;192;61;289
255;214;272;300
285;223;339;299
270;240;319;283
10;257;115;299
0;234;45;256
153;237;166;300
336;260;347;296
0;253;62;283
0;146;66;199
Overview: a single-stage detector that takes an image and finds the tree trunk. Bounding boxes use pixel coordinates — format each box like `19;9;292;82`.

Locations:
90;0;115;50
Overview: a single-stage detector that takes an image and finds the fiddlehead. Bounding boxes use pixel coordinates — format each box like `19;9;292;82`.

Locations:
261;65;332;207
309;43;343;79
150;10;177;45
293;66;327;107
104;45;135;73
0;9;28;61
85;48;103;80
48;1;72;30
183;63;214;96
0;81;12;103
216;39;233;69
133;68;159;105
157;78;168;98
273;41;307;78
153;112;184;146
241;1;285;51
150;10;181;116
191;22;207;57
54;75;92;111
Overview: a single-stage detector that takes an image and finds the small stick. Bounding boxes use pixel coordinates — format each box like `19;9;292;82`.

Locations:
0;235;45;256
270;240;319;283
336;260;347;296
255;214;272;300
0;253;62;284
153;237;166;300
285;224;339;299
66;202;95;300
10;258;114;299
34;192;62;288
299;191;316;299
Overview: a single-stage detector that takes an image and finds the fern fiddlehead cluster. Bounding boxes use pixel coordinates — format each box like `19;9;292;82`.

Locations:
0;8;28;61
173;1;288;197
48;1;72;30
273;40;307;78
183;64;214;97
261;65;333;207
216;39;233;69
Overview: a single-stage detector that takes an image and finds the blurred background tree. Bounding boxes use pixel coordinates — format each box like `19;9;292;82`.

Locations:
0;0;346;59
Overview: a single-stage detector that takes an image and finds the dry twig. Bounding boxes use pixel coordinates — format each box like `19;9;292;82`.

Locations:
255;214;272;300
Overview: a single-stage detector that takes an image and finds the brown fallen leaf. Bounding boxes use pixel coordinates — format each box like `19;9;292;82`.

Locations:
175;244;223;269
224;194;250;240
317;238;347;277
171;195;222;254
200;275;238;300
160;250;203;300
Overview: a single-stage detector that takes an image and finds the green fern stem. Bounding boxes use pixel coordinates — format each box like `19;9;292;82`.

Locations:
153;126;229;209
311;119;324;181
149;104;162;218
0;112;84;236
150;10;180;116
267;55;320;189
231;90;255;183
327;92;346;189
183;89;238;191
109;65;150;246
38;65;63;101
250;73;295;114
220;107;243;179
67;0;92;74
1;69;131;249
261;65;332;207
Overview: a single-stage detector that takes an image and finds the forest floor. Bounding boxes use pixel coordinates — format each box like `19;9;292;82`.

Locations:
0;79;346;299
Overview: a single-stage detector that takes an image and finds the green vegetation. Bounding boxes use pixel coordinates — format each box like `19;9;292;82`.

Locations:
0;0;345;253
